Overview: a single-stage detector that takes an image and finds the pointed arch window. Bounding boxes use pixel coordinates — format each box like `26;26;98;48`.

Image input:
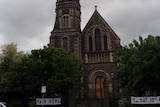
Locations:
63;37;68;50
95;76;104;99
63;16;69;27
95;28;101;50
89;36;93;51
104;35;108;50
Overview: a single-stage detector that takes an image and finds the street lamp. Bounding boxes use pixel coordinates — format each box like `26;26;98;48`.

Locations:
111;72;119;107
111;72;114;94
111;72;115;106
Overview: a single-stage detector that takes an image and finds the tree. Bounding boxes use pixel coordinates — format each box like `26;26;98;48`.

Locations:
115;35;160;96
0;43;24;73
0;43;26;106
2;45;83;106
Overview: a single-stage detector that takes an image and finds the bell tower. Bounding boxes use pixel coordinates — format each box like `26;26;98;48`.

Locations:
50;0;81;58
54;0;81;30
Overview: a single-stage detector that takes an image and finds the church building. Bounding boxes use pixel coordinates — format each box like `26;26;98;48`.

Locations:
50;0;121;107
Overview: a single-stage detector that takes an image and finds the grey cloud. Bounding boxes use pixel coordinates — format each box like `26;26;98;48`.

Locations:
102;0;160;45
0;0;160;52
0;0;54;51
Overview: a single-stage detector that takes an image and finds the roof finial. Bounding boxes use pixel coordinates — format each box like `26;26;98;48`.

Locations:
95;5;97;10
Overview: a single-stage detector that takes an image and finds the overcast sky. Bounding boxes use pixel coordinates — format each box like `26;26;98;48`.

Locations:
0;0;160;52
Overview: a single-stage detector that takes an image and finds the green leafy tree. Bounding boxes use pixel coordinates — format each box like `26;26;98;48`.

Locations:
2;45;83;106
115;35;160;96
0;43;24;73
0;43;25;92
0;43;26;106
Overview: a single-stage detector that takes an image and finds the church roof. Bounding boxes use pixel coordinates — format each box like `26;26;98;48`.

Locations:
82;7;120;40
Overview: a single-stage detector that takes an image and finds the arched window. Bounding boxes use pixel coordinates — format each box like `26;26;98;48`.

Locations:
95;28;101;50
63;16;69;27
95;76;104;99
63;37;68;50
104;35;108;50
89;36;93;51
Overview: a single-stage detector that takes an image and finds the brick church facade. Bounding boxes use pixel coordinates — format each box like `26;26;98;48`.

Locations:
49;0;121;107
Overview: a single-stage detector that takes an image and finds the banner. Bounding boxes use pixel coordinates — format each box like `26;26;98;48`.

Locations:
131;96;160;104
36;98;61;105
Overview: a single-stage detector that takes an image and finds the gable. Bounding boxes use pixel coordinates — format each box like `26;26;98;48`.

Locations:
82;9;120;41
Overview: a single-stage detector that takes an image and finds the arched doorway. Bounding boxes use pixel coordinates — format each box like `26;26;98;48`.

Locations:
95;76;104;99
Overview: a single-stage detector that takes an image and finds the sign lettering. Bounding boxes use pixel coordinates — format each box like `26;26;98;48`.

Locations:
131;96;160;104
36;98;61;105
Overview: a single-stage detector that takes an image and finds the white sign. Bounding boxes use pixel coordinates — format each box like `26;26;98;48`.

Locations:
36;98;61;105
131;96;160;104
41;86;46;93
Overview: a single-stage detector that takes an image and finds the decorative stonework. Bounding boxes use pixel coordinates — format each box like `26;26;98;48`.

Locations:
50;0;121;106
